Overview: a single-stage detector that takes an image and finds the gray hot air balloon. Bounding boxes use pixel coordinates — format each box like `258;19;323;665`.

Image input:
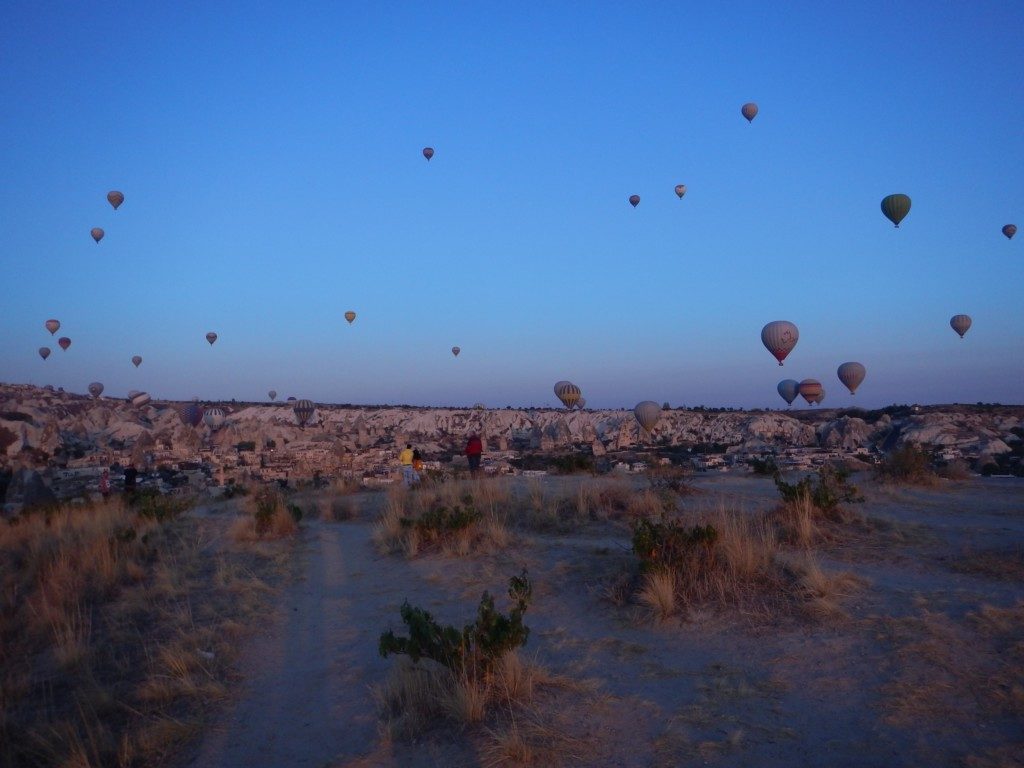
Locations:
131;355;142;368
268;390;277;401
294;399;315;426
451;346;460;357
761;321;799;366
204;407;226;430
798;379;822;405
107;191;124;210
950;314;972;338
881;194;911;227
45;319;60;335
741;102;758;122
634;401;661;433
39;347;51;360
91;228;104;243
674;184;686;199
837;362;866;395
206;332;218;345
88;382;104;398
777;379;799;405
556;383;581;409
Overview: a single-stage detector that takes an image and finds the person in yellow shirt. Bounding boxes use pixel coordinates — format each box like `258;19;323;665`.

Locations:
399;444;415;487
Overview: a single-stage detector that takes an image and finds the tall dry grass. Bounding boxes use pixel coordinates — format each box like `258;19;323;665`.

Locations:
0;497;279;768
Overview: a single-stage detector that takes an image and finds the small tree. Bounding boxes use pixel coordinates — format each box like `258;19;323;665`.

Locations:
774;465;862;514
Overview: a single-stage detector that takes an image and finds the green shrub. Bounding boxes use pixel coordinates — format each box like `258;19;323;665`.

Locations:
131;488;189;521
549;454;594;474
253;485;281;534
400;504;481;538
774;466;862;514
379;570;531;674
632;517;717;574
748;456;779;476
874;443;936;484
286;502;304;523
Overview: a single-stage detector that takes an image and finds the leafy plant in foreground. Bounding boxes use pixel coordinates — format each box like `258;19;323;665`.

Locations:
379;570;532;674
632;516;718;574
773;465;863;514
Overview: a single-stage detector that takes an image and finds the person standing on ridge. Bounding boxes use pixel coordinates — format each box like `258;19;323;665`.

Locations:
465;434;483;475
399;444;416;487
123;464;138;499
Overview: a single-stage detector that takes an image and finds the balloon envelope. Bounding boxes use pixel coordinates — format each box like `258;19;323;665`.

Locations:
45;319;60;335
556;383;581;409
577;397;587;409
131;392;151;407
837;362;866;395
204;407;226;429
629;195;640;208
798;379;822;405
88;382;104;398
90;228;104;243
344;311;356;324
761;321;799;365
881;194;911;227
293;399;315;426
268;390;277;401
633;401;661;433
451;346;460;357
206;332;218;345
107;191;124;210
777;379;799;405
950;314;972;338
177;403;204;427
422;147;434;161
58;337;71;351
741;102;758;122
1003;224;1017;240
674;184;686;199
39;347;51;360
131;355;142;367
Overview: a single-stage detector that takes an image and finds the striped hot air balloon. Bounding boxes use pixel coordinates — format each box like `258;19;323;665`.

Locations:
177;403;205;427
881;194;911;227
204;407;226;429
837;362;866;395
88;382;104;398
293;399;315;426
556;382;581;409
798;379;823;405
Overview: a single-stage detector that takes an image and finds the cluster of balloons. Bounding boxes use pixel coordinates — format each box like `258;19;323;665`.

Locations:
89;190;124;243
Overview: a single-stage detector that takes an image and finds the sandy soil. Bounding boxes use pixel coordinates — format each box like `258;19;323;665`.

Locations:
183;474;1024;767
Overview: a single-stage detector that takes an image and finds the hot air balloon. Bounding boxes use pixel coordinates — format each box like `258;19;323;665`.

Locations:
814;388;826;405
39;347;51;360
131;392;151;407
88;382;104;398
837;362;866;395
674;185;686;199
553;381;571;397
452;346;460;357
798;379;822;405
293;399;315;426
577;397;587;409
204;407;226;430
950;314;972;338
1003;224;1017;240
206;332;218;345
556;383;581;409
777;379;799;406
881;194;911;227
131;355;142;368
268;390;277;401
761;321;799;366
741;102;758;122
423;147;434;161
58;337;71;351
45;319;60;335
345;311;356;324
177;403;204;427
91;228;104;243
634;401;661;433
107;191;124;210
629;195;640;208
287;396;296;401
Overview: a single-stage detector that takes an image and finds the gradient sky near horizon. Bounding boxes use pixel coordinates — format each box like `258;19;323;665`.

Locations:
2;2;1022;410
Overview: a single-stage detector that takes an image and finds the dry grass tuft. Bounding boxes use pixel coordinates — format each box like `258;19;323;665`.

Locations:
637;570;677;622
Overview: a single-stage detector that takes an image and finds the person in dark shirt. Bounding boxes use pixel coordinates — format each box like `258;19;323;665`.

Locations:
123;464;138;497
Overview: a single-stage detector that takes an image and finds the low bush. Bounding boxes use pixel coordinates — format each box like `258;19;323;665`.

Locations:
875;443;938;485
748;456;779;476
131;487;190;521
379;571;531;675
632;517;717;574
774;466;863;516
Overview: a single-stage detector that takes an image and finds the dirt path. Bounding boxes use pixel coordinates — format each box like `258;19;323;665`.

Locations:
187;520;408;767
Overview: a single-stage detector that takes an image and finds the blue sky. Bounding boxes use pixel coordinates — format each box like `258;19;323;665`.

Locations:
2;2;1022;409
